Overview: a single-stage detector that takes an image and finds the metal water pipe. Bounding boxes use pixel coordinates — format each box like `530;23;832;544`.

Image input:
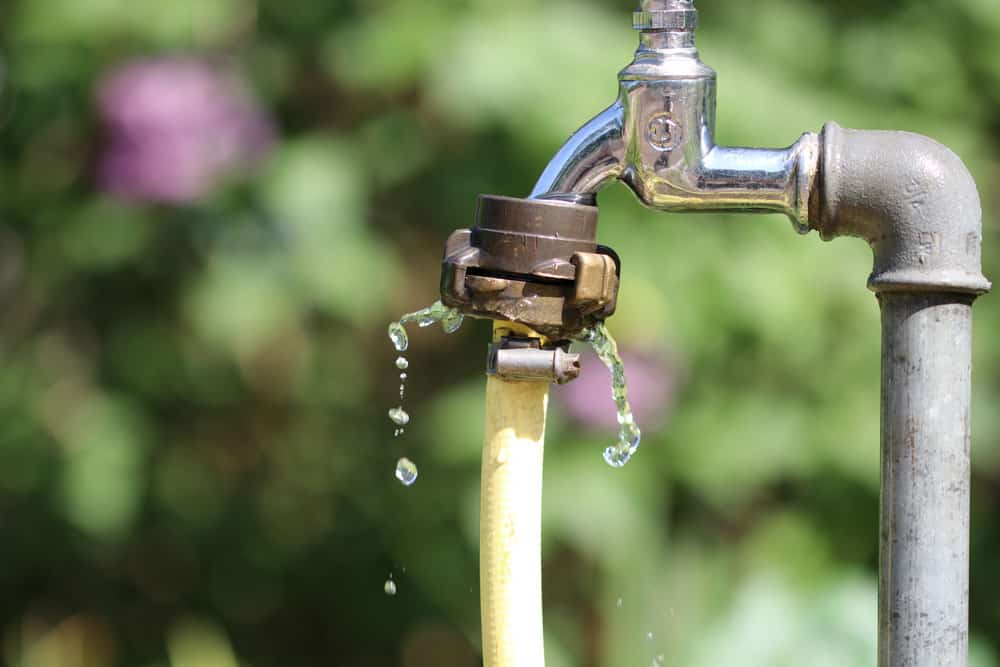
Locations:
442;2;990;665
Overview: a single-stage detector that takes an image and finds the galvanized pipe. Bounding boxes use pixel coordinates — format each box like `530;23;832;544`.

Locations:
816;124;989;667
878;293;974;666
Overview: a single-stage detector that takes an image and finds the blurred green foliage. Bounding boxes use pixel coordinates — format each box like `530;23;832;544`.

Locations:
1;0;999;665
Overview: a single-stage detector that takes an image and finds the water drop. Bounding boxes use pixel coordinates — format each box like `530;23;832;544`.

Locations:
388;322;408;352
653;655;665;666
399;372;407;380
389;407;410;426
616;597;623;609
603;446;627;468
384;578;397;596
646;632;654;641
603;439;637;468
395;457;418;486
396;356;409;370
442;310;464;334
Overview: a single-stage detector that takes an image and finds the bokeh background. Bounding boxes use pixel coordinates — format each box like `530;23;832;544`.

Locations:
1;0;999;665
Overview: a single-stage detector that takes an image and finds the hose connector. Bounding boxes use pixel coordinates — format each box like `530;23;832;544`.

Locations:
441;195;621;341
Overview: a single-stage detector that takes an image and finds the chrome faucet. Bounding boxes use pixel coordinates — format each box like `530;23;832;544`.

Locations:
530;0;817;233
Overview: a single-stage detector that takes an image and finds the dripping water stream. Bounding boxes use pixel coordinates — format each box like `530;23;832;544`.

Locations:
576;322;642;468
386;300;465;485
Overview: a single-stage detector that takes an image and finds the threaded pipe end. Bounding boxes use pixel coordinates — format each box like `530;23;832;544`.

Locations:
633;9;697;31
634;0;697;31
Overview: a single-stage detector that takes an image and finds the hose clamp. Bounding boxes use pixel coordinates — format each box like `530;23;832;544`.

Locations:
487;337;581;385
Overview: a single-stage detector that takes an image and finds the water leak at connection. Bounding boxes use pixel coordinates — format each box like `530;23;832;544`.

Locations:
576;322;642;468
388;300;464;354
386;301;641;471
386;300;466;484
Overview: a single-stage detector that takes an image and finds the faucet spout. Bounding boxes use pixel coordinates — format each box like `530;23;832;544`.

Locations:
529;103;625;204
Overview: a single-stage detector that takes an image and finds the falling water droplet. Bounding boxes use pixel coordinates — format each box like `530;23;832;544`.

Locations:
400;372;407;380
646;632;654;641
652;654;665;666
616;597;623;609
384;577;397;596
388;322;408;352
395;457;418;486
389;407;410;426
396;356;409;370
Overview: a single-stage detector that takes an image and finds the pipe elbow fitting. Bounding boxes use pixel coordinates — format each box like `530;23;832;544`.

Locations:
815;122;990;295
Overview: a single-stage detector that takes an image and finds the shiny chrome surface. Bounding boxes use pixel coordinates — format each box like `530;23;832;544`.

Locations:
530;0;818;232
529;103;624;206
633;0;697;32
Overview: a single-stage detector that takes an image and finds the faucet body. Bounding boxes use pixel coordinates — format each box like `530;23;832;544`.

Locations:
530;4;817;232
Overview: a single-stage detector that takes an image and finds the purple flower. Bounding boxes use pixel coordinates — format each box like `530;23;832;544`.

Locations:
557;347;678;433
96;58;273;204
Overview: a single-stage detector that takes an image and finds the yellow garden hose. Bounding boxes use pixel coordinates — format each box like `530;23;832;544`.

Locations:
480;322;549;667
